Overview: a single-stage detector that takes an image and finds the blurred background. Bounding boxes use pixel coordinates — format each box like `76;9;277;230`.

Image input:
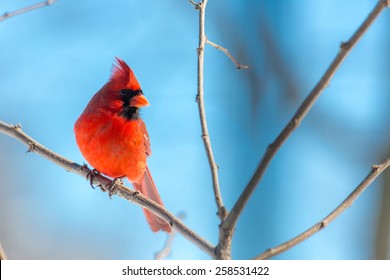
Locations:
1;0;390;260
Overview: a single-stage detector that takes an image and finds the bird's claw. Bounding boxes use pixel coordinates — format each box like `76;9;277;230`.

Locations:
106;177;122;198
85;167;101;189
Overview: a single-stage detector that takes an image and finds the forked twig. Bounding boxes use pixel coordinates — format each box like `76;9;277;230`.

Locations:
192;0;249;223
193;0;226;221
223;0;390;238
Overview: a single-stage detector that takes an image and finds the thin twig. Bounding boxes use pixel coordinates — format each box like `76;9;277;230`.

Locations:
254;156;390;259
194;0;226;222
206;40;250;70
222;0;390;240
0;0;57;22
189;0;199;8
0;242;7;260
0;121;216;259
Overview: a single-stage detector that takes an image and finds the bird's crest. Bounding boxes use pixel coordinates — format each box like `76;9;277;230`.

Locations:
110;57;140;90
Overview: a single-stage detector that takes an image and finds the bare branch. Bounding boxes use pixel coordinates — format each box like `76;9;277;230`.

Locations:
0;0;57;22
254;156;390;259
0;121;216;259
194;0;226;222
0;242;7;260
222;0;390;237
206;39;250;70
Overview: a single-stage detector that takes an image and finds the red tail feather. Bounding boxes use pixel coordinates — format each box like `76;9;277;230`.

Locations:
132;167;171;233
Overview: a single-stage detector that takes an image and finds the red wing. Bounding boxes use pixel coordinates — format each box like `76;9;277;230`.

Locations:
139;119;152;157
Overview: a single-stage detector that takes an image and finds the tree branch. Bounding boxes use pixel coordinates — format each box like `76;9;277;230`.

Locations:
0;121;216;259
0;0;57;22
206;39;250;70
192;0;247;259
374;151;390;259
222;0;390;239
194;0;226;222
254;156;390;259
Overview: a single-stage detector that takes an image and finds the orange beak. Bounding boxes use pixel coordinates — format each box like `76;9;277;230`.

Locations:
130;94;150;108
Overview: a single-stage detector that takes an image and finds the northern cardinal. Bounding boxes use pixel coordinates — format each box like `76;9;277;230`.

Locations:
74;58;171;233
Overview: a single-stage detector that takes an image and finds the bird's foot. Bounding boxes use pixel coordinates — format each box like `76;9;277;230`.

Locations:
106;177;123;199
84;165;101;189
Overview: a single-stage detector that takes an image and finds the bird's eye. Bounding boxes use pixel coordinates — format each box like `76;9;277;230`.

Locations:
120;89;144;100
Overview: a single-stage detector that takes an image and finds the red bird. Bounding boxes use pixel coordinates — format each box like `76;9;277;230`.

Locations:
74;58;171;233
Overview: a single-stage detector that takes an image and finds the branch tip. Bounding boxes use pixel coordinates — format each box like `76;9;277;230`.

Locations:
206;40;250;70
